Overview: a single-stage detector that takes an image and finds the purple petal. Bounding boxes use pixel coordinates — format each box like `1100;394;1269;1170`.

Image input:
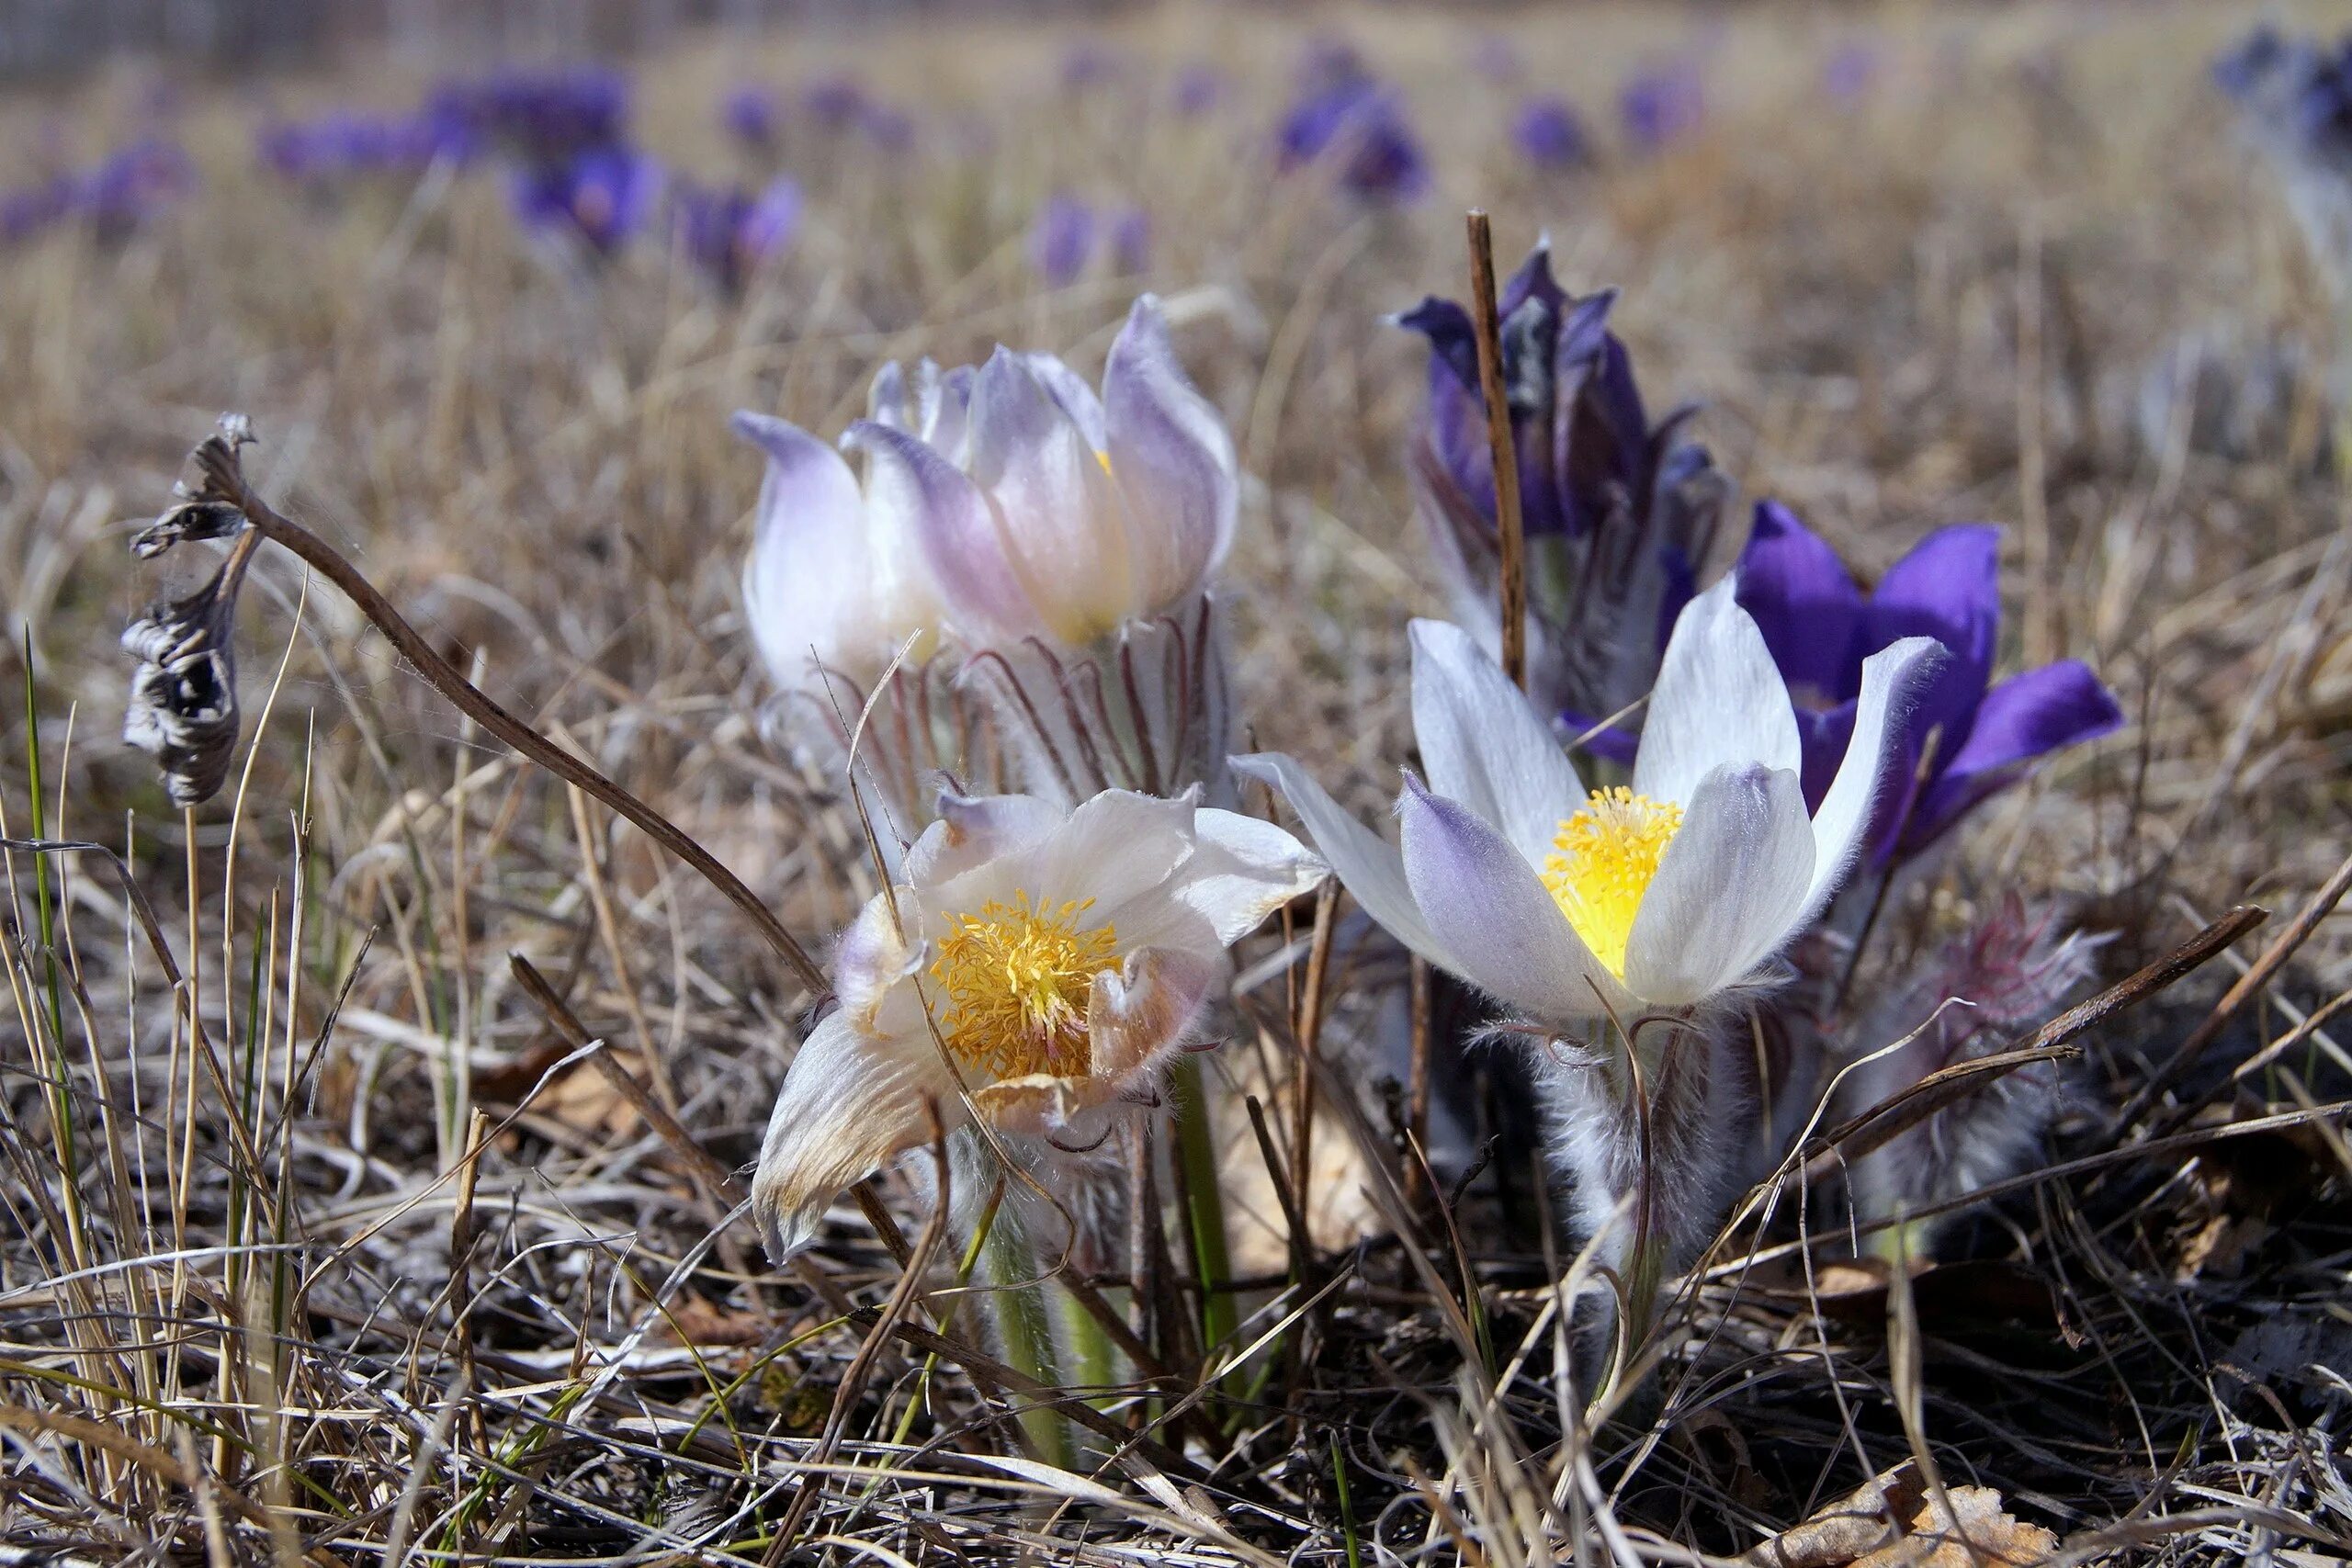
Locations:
1900;660;2123;852
1734;502;1865;705
1104;294;1238;604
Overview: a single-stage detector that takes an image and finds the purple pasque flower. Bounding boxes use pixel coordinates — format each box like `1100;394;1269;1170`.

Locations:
1620;58;1705;152
511;145;662;254
1732;502;2123;863
1109;207;1149;274
673;175;801;291
8;140;197;245
257;109;469;186
434;65;628;166
1511;95;1591;170
722;84;782;150
1395;242;1732;752
1028;193;1095;287
1276;78;1430;203
2214;27;2352;299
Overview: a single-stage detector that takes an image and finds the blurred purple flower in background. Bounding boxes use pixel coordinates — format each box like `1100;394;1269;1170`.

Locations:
1028;192;1094;286
1469;34;1522;85
1172;62;1226;118
1825;41;1880;103
673;175;801;291
804;73;871;130
257;109;469;185
1620;58;1706;152
1110;206;1149;273
1396;243;1730;743
1059;40;1124;93
723;84;782;150
511;145;663;254
1733;504;2122;863
2213;27;2352;301
1278;79;1430;203
1295;35;1370;96
1511;95;1591;170
431;65;628;167
5;139;195;245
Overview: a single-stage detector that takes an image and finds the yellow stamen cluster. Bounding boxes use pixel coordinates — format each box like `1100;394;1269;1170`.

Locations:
1539;788;1685;979
930;892;1119;1078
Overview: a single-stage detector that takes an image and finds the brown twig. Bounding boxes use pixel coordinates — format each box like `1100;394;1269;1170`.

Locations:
197;429;830;998
1464;210;1529;692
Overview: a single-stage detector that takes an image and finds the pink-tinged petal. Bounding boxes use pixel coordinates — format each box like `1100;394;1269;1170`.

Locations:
1634;574;1803;807
1104;294;1238;613
832;892;920;1030
1804;635;1942;917
902;789;1064;887
844;418;1035;644
732;411;870;688
1398;773;1626;1023
1409;617;1583;864
967;346;1132;642
1231;751;1453;971
1090;942;1225;1081
1903;660;2122;852
751;1009;959;1258
1732;501;1864;705
1622;763;1815;1006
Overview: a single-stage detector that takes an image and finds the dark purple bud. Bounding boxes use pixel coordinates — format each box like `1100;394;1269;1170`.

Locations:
1277;79;1429;203
672;175;801;292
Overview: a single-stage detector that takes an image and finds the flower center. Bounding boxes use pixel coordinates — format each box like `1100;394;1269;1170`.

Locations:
930;892;1119;1078
1539;787;1684;978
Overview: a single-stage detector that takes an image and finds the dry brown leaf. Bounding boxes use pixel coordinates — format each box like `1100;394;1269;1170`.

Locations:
1851;1486;2058;1568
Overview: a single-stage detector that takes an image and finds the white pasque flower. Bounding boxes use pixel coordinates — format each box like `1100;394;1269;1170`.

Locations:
752;785;1323;1258
845;293;1238;649
1234;577;1942;1026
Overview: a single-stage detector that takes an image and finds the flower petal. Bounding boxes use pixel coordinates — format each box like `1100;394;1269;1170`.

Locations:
733;411;872;688
1732;501;1864;704
1902;659;2122;852
1231;751;1453;970
1165;807;1327;946
1634;574;1803;807
1410;617;1584;863
967;346;1133;643
1398;773;1625;1023
1104;294;1238;613
902;789;1063;887
1804;635;1943;914
1028;788;1195;920
1867;524;2000;748
751;1009;958;1259
1023;349;1109;451
1622;763;1815;1006
1091;942;1226;1081
843;418;1035;644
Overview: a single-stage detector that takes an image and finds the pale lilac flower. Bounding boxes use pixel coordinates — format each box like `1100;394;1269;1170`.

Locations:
752;786;1322;1258
1236;586;1939;1275
1511;96;1591;170
1028;193;1094;287
1620;59;1705;152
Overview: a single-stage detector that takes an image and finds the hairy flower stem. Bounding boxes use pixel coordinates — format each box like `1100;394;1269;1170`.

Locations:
982;1220;1073;1468
1169;1055;1238;1369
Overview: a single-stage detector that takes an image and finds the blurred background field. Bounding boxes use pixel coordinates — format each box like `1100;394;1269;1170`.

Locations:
4;1;2352;1562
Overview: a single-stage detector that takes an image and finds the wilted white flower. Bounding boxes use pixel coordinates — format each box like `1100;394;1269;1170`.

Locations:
1235;578;1939;1284
751;785;1323;1258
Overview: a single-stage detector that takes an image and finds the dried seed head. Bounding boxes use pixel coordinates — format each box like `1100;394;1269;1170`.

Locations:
122;562;245;807
132;413;257;559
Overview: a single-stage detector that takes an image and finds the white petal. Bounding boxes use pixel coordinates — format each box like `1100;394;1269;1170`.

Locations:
733;411;872;688
833;892;920;1030
1090;943;1226;1081
1409;617;1584;864
1398;775;1626;1024
968;348;1134;643
1027;788;1194;920
1023;350;1109;450
1231;751;1453;970
1634;575;1802;807
1804;635;1944;918
1161;807;1326;946
902;789;1063;888
1621;764;1815;1006
1104;294;1238;615
844;418;1036;646
751;1009;959;1258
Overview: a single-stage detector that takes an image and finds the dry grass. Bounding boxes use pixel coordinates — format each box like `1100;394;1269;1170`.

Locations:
4;1;2352;1562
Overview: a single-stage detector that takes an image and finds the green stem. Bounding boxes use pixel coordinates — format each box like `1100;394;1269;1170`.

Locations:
1170;1055;1237;1359
983;1217;1071;1468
